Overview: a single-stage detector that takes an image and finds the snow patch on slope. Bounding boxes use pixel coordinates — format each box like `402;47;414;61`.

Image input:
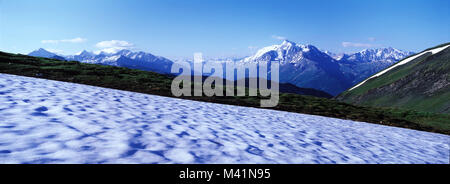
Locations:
0;74;448;164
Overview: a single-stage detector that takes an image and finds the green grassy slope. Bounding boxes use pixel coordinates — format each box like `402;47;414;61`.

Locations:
1;51;449;134
337;43;450;114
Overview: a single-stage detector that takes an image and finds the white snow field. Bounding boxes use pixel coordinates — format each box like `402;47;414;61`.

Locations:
0;74;448;164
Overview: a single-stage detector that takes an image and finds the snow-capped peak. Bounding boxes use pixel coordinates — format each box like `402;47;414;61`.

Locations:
245;40;322;62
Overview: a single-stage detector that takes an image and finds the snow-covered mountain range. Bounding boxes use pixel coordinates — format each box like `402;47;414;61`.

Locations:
29;48;57;58
28;42;413;95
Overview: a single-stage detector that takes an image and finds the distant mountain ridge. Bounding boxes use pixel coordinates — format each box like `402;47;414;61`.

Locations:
29;48;174;74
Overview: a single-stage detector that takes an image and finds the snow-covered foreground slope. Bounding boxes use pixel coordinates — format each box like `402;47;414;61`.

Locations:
0;74;448;164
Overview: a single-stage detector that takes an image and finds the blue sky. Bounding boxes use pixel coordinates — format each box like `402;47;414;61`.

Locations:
1;0;449;59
